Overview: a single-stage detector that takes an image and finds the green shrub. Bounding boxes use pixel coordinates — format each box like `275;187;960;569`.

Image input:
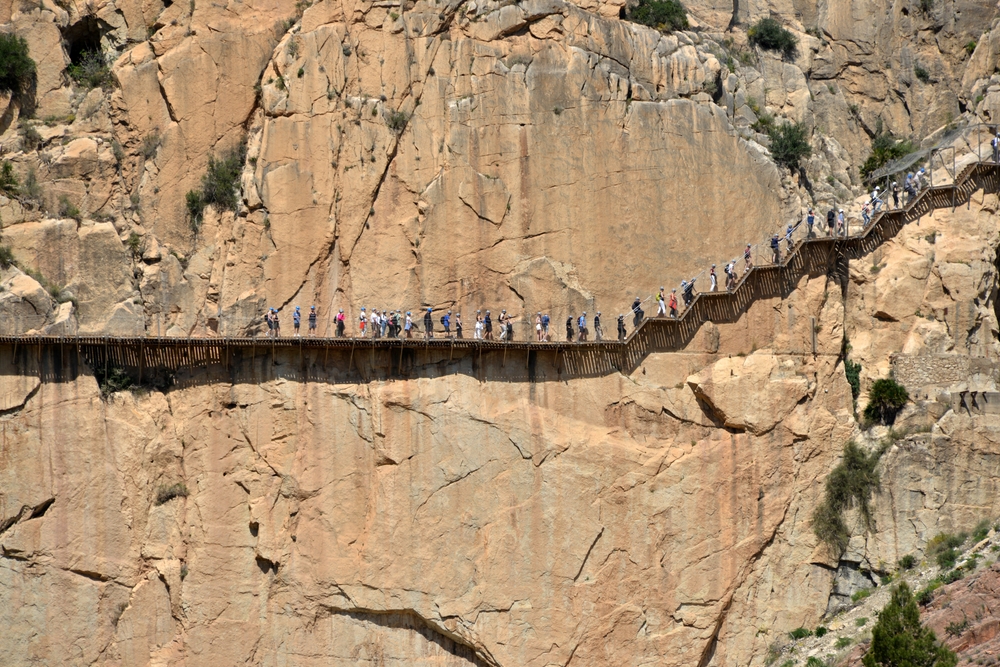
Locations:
914;65;930;83
22;167;41;204
20;123;43;152
845;359;861;401
898;554;916;570
916;581;941;606
852;588;873;603
806;658;825;667
0;33;36;95
0;161;18;196
627;0;688;32
155;482;189;505
862;582;956;667
918;0;933;13
58;195;82;222
185;141;246;229
385;109;410;133
140;132;161;160
814;626;828;638
96;365;134;397
768;121;812;171
0;245;16;269
935;547;958;569
789;626;812;640
812;441;884;553
835;636;853;649
945;618;968;637
748;18;797;59
860;122;916;179
67;50;114;90
127;232;143;258
941;568;964;584
927;532;966;560
965;40;977;55
856;617;869;627
972;518;991;542
863;378;909;425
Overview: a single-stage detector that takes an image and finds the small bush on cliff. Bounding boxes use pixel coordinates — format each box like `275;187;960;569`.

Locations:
68;50;113;90
863;378;909;426
0;161;19;197
813;441;885;554
768;121;811;171
748;18;797;60
155;482;189;505
627;0;688;33
185;141;246;230
0;245;16;269
844;358;861;401
789;627;812;639
862;582;957;667
860;121;915;179
927;532;966;570
0;33;36;95
96;365;134;397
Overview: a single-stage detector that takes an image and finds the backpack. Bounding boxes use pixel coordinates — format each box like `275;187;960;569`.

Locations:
542;315;549;326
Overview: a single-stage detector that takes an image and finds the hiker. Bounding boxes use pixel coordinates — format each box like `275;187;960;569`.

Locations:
668;289;678;317
566;316;574;341
916;168;927;190
359;307;367;337
535;313;543;341
578;312;588;342
505;317;514;342
455;312;463;339
862;202;871;227
484;310;493;340
837;209;846;236
423;308;433;339
370;309;380;339
292;306;301;336
308;306;318;336
498;309;508;341
265;308;274;338
891;182;900;208
806;209;815;237
617;314;626;341
474;311;483;339
770;234;781;263
826;208;835;237
335;308;345;337
442;310;451;337
682;279;695;307
724;261;735;291
272;308;281;337
744;243;754;273
871;186;882;212
994;133;1000;163
709;265;717;292
594;312;603;341
631;296;643;327
785;223;795;252
542;312;550;341
381;310;389;338
656;287;667;317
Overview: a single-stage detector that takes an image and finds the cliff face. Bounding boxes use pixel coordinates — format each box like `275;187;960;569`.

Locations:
4;0;1000;664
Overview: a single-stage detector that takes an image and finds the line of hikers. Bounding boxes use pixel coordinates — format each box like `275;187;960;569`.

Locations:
259;170;931;343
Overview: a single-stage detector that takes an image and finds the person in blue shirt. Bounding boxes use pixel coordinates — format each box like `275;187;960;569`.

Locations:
806;208;815;237
577;312;588;342
442;310;451;337
293;306;301;337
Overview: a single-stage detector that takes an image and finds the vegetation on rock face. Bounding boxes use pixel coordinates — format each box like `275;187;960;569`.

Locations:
68;50;114;90
155;482;189;505
863;378;909;425
627;0;689;32
860;121;916;179
845;358;862;402
0;161;19;197
186;141;247;230
748;18;797;59
813;441;885;554
768;121;812;171
0;33;36;95
862;582;957;667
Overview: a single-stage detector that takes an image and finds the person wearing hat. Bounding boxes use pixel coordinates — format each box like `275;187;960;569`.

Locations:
542;312;550;341
709;264;718;292
617;313;626;341
265;307;275;338
744;243;753;273
656;286;666;317
293;306;302;337
806;208;815;237
577;311;588;342
423;307;434;339
442;310;452;337
404;311;412;338
498;309;508;341
631;296;643;328
308;305;318;336
359;307;367;337
770;234;781;264
668;288;678;318
272;308;281;337
594;311;603;341
891;182;900;208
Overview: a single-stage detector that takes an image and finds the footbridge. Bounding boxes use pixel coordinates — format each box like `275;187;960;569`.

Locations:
3;161;999;386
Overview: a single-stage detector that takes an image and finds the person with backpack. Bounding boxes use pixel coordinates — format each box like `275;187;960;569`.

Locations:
862;202;871;227
631;296;643;327
656;287;666;317
682;278;695;307
806;209;815;237
498;309;508;341
265;308;274;338
785;223;794;252
668;289;678;318
484;311;493;340
891;182;900;208
770;234;781;264
442;310;451;337
577;312;588;342
423;308;433;339
826;208;835;237
617;314;626;341
455;312;463;339
565;316;574;341
335;308;345;337
505;317;514;342
594;312;603;341
542;312;550;341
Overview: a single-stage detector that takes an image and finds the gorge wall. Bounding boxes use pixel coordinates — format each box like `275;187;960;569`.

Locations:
4;0;1000;664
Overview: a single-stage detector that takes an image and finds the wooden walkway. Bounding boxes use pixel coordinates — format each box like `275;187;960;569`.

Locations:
2;161;998;384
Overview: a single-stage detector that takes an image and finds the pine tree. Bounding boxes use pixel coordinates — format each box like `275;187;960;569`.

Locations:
862;582;957;667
